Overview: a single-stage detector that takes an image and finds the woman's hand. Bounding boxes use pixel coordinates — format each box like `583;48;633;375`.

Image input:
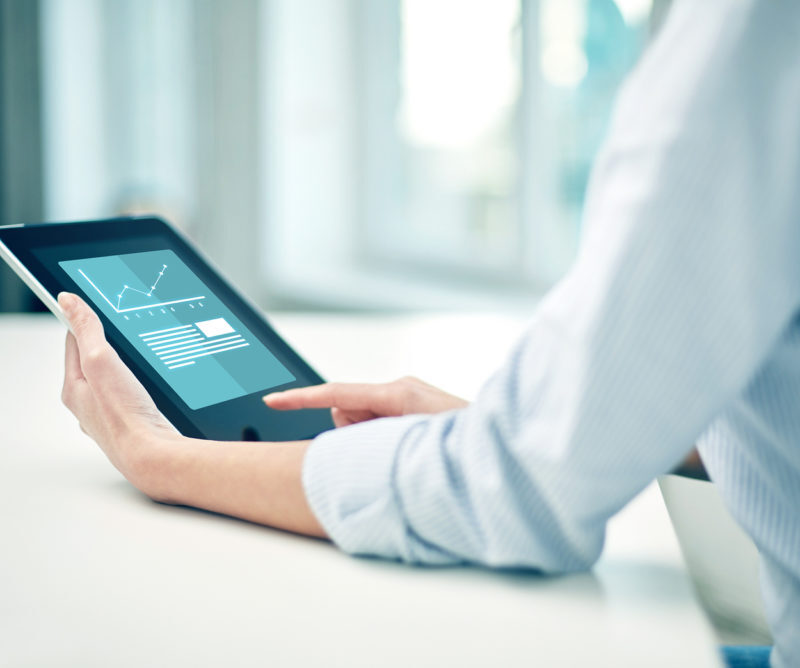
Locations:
264;376;468;427
58;292;180;495
57;292;325;536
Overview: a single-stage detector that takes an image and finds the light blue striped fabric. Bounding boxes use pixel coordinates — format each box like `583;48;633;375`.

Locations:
303;1;800;664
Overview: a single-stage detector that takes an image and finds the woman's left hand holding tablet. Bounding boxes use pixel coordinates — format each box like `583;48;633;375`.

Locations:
58;292;184;500
56;292;324;536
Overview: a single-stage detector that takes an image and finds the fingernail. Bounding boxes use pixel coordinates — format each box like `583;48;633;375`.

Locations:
263;392;280;401
58;292;76;312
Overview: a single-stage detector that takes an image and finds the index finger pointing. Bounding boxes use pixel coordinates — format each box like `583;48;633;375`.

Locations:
264;383;385;411
264;384;340;410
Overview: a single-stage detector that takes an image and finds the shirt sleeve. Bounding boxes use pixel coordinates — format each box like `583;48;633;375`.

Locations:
302;0;800;570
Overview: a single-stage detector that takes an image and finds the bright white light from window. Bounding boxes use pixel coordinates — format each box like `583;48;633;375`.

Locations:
399;0;520;149
541;0;586;42
541;41;588;87
540;0;587;88
613;0;653;25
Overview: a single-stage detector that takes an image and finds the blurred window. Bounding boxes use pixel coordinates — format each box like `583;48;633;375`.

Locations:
360;0;652;286
38;0;658;310
40;0;197;228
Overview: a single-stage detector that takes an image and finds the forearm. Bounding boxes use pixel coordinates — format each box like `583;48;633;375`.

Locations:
134;436;327;538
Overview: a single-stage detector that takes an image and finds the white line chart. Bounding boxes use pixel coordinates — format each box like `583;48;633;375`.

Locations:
77;267;206;314
113;263;167;310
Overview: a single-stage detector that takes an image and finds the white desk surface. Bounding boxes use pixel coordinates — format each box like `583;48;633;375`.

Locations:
0;313;721;667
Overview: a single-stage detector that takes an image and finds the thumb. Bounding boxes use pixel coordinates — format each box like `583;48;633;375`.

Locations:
58;292;117;380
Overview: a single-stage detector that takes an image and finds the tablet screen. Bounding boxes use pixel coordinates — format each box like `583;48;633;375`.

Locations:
59;249;295;409
1;216;334;440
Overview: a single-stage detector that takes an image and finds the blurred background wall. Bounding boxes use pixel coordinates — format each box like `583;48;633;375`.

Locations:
0;0;670;313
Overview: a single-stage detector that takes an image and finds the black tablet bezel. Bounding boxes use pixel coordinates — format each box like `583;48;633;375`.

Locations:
0;216;334;441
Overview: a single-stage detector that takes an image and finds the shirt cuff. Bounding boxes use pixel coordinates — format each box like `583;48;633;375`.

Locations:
302;415;431;562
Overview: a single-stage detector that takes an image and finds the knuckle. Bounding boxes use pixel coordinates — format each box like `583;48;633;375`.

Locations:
83;346;110;371
71;312;93;335
375;386;396;410
396;376;422;396
393;377;423;413
71;305;103;339
330;384;346;406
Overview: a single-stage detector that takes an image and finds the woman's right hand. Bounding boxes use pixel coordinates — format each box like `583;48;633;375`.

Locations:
263;376;468;428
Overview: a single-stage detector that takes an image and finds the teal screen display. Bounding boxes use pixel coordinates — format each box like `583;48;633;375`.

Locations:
59;250;295;409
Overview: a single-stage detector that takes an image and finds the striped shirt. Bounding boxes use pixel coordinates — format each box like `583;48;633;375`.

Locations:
303;1;800;664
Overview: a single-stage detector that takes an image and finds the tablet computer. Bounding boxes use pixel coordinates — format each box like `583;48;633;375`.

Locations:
0;216;334;441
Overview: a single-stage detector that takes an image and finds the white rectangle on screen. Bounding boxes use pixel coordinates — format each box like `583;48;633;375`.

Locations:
195;317;235;338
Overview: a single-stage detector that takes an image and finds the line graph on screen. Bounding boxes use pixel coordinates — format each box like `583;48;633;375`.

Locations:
77;264;205;313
